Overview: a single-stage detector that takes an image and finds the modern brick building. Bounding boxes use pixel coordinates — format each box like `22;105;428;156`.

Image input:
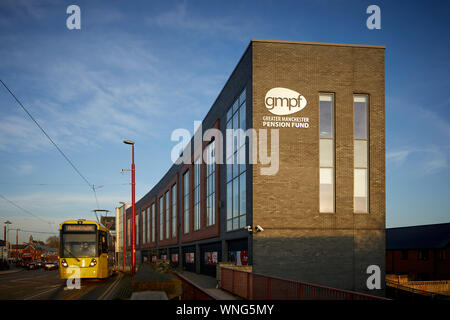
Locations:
386;223;450;281
125;39;386;295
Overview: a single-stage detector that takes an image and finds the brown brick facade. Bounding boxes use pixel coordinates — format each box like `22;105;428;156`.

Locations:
251;40;385;295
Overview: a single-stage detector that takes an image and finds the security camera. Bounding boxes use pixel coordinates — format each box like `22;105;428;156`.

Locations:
246;225;253;232
255;225;264;232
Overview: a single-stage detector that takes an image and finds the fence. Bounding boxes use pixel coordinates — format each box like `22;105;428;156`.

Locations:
221;267;389;300
174;272;219;300
386;279;450;300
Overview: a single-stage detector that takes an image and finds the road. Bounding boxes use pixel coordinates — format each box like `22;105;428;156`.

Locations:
0;267;125;300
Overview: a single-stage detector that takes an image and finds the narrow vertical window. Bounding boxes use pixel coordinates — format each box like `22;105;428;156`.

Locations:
136;212;139;246
172;184;177;238
147;207;150;243
165;190;170;239
183;171;190;234
151;203;155;242
193;157;201;231
159;197;164;241
127;218;131;247
206;141;215;226
319;94;335;213
354;95;369;213
144;208;148;244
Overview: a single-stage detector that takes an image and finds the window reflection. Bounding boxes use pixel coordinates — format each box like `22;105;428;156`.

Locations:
226;88;247;231
354;95;369;213
319;94;335;213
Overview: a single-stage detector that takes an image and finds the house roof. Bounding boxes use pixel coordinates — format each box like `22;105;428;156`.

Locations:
11;244;26;250
386;223;450;250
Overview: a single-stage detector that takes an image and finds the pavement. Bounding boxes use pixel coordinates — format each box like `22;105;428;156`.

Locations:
177;270;241;300
0;266;23;275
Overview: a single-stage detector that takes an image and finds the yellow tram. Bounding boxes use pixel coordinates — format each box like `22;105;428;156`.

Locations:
59;219;114;279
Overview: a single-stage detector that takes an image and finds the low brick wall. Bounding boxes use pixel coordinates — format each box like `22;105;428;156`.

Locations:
387;275;450;295
404;281;450;295
216;263;252;287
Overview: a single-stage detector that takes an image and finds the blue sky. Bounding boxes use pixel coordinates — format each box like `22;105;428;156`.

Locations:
0;0;449;243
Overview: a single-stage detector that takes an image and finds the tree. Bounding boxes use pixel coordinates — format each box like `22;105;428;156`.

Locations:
45;236;59;249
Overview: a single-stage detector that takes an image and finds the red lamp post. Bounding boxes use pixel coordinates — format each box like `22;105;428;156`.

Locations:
123;140;136;276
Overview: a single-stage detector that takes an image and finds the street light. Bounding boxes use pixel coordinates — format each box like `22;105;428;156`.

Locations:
4;221;12;261
119;201;126;272
123;139;136;276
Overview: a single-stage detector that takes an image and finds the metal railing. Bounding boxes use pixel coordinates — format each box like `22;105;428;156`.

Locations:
174;272;219;300
221;267;390;300
386;279;450;300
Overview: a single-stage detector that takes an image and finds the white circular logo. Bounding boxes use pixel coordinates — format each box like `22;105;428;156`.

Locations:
265;87;307;115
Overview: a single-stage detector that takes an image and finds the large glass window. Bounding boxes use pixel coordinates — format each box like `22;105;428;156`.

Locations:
165;190;170;239
193;157;201;231
205;141;216;226
61;233;97;258
319;94;335;213
172;184;177;238
226;88;247;231
354;95;369;213
159;197;164;241
183;171;190;234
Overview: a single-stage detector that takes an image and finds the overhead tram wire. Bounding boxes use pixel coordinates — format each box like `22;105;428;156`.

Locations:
0;183;130;187
0;193;55;232
0;79;100;212
9;228;58;235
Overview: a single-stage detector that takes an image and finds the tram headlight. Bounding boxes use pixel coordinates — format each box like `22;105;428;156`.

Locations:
89;258;97;267
61;259;68;267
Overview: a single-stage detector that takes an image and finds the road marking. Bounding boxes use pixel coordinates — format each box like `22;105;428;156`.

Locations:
98;273;123;300
24;285;62;300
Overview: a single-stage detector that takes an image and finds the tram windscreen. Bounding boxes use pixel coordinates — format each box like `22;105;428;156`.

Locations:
61;233;97;258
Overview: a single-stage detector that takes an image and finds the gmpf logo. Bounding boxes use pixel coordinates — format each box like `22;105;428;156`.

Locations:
265;88;307;115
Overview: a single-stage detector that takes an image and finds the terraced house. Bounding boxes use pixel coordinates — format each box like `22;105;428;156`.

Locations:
124;39;386;295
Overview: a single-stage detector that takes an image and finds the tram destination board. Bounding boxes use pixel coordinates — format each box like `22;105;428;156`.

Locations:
63;224;97;232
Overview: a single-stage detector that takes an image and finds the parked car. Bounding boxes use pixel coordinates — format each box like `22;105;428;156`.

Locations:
27;261;38;270
44;261;58;271
0;259;10;271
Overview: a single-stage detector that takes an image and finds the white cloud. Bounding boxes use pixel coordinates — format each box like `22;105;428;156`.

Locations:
16;163;34;176
386;149;413;166
0;33;173;153
387;145;448;174
147;2;253;41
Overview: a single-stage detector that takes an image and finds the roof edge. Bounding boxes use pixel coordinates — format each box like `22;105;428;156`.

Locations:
251;38;386;49
387;222;450;230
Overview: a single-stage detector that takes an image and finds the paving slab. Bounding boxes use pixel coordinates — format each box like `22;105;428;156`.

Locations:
131;291;168;300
